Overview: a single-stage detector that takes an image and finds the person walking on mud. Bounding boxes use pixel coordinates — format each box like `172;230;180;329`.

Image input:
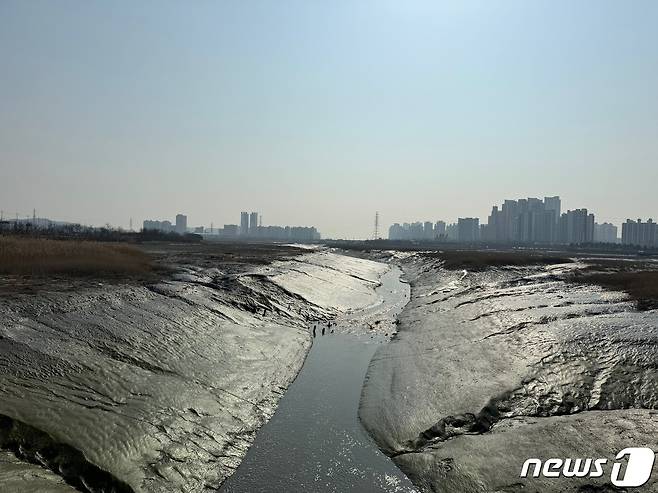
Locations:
313;324;316;338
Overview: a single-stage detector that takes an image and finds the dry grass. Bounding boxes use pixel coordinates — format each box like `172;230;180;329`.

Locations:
0;236;152;277
575;271;658;310
421;251;572;271
571;261;658;310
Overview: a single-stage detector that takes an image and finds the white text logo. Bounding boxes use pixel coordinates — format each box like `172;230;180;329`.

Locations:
520;448;655;487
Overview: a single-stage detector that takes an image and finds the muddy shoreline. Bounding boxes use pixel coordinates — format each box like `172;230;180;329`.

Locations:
3;243;658;492
0;243;392;492
360;251;658;492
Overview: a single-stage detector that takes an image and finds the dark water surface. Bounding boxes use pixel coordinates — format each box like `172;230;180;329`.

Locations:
220;333;417;493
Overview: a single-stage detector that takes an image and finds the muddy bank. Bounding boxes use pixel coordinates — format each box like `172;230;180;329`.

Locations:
360;252;658;492
0;245;388;492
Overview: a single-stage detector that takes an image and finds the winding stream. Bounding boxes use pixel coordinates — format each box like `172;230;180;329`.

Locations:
220;265;417;493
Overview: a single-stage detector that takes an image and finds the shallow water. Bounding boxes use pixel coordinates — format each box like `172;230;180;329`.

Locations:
219;333;417;493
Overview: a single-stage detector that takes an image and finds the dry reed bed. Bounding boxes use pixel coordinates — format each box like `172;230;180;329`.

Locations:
0;236;152;276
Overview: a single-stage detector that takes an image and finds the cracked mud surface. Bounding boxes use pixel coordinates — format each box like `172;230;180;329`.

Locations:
0;245;389;492
360;253;658;492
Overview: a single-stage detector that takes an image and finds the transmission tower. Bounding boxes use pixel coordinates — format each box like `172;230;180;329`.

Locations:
373;211;379;240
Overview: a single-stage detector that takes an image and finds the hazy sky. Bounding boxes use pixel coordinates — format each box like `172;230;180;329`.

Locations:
1;1;657;238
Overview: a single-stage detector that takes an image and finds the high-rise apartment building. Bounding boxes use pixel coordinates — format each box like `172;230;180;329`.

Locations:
240;212;249;236
594;222;618;244
622;219;657;247
544;196;561;222
558;209;594;244
423;221;434;240
446;223;458;240
457;218;480;242
249;212;259;234
175;214;187;234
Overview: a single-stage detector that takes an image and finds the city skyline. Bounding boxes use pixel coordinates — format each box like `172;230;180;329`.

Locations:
0;188;657;243
5;190;657;243
2;2;658;238
388;194;658;247
141;210;321;241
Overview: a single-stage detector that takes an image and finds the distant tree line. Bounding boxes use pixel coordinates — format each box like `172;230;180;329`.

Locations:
0;221;202;243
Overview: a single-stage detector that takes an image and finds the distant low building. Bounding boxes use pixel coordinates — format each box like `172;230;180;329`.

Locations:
252;225;320;241
144;215;190;235
143;219;174;233
222;224;238;238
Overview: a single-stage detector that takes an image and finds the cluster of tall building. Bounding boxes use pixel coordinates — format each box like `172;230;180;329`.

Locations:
233;211;320;241
240;211;260;236
478;197;603;245
388;221;446;241
387;196;655;247
454;197;602;245
143;211;319;241
144;211;321;241
481;197;564;243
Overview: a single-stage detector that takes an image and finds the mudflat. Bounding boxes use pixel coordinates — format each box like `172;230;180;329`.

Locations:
0;241;389;492
360;251;658;492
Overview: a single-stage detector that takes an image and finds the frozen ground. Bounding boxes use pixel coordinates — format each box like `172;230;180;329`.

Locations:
360;253;658;492
0;247;389;492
